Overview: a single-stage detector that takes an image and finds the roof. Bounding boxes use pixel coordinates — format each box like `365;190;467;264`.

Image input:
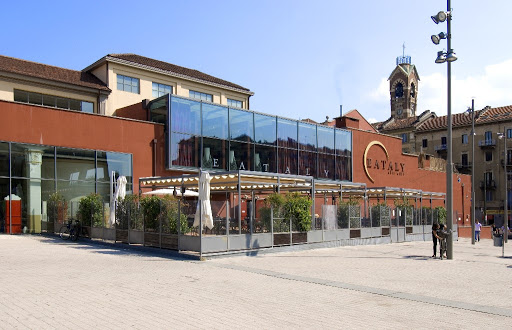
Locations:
379;116;418;131
476;105;512;124
96;53;252;94
387;63;420;82
0;55;110;91
343;109;377;132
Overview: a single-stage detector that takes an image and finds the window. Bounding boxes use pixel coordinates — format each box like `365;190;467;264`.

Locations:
461;153;468;166
507;150;512;166
117;74;139;94
152;82;172;98
422;139;428;148
227;99;243;108
486;190;493;201
462;134;468;144
441;136;447;145
14;89;94;113
508;128;512;139
189;90;212;102
395;83;404;98
401;133;408;143
485;151;493;162
485;131;492;142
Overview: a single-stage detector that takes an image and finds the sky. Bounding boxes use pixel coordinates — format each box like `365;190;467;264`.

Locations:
2;0;512;123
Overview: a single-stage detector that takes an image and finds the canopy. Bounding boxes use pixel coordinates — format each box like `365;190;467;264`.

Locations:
193;172;213;229
143;188;199;197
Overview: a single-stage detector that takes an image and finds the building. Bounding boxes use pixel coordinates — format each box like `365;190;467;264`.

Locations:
0;53;470;255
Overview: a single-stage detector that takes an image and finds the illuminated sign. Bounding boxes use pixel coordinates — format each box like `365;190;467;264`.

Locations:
363;141;405;183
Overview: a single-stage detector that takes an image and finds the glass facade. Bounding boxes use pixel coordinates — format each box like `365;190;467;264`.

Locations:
14;89;94;113
0;141;132;234
159;94;352;180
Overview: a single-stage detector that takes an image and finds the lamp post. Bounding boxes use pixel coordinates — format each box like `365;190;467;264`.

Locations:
465;99;475;245
431;0;457;259
498;129;508;257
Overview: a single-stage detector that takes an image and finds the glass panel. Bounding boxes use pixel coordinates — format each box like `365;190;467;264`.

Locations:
81;101;94;113
14;90;28;103
254;145;276;173
318;154;335;180
278;148;297;175
229;142;252;171
69;99;80;111
336;156;351;181
56;98;69;109
317;126;335;154
202;138;227;170
97;152;132;184
0;178;9;233
170;97;201;135
43;95;56;107
0;142;8;177
57;180;95;223
254;113;276;145
28;92;43;105
202;103;228;139
149;96;167;124
56;148;95;183
298;123;316;151
230;108;253;142
170;133;199;168
335;129;352;157
277;118;298;149
299;151;316;176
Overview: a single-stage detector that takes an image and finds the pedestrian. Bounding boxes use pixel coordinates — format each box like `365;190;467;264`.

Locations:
475;219;482;242
432;223;441;258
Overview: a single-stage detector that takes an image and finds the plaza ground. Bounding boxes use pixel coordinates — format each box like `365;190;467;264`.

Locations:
0;235;510;329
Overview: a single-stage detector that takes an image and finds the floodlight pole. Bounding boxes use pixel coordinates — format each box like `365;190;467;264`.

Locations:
446;0;454;259
471;99;475;245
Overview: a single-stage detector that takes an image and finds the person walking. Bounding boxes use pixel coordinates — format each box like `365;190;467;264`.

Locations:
475;219;482;242
432;223;441;258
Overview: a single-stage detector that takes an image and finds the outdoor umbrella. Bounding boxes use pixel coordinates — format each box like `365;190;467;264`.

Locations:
109;176;127;226
193;171;214;230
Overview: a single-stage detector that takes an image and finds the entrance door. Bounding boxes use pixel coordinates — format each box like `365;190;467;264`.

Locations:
390;208;406;242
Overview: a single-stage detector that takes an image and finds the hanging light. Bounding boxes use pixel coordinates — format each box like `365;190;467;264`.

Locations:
435;51;447;63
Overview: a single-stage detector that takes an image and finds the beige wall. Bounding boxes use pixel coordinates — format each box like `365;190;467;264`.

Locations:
0;78;98;112
104;62;250;116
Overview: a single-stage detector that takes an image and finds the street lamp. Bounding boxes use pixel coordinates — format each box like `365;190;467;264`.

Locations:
465;99;476;245
497;130;508;257
431;0;457;259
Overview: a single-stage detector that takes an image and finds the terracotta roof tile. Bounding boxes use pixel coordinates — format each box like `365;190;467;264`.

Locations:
108;54;251;92
0;55;109;91
476;105;512;124
380;116;418;131
417;109;486;131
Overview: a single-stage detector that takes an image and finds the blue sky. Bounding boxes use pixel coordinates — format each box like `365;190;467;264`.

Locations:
2;0;511;123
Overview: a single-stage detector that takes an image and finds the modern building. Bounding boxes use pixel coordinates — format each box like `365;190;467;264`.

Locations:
0;53;470;255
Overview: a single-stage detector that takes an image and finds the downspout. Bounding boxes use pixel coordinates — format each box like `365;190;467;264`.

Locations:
152;139;157;176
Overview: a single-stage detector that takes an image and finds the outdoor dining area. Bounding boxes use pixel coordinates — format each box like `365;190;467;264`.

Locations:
132;170;447;256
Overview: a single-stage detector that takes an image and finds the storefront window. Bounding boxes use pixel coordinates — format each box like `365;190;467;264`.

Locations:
202;138;227;170
318;154;335;180
278;148;297;175
335;129;352;157
97;152;133;184
298;123;316;151
317;126;335;154
277;119;298;149
170;97;201;135
0;142;9;177
202;103;228;140
254;113;276;145
299;151;316;176
149;96;167;124
254;145;276;173
230;108;253;142
170;133;199;168
229;142;252;171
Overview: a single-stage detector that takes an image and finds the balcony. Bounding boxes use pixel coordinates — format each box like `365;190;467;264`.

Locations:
480;180;497;190
500;159;512;167
478;139;496;149
455;162;472;174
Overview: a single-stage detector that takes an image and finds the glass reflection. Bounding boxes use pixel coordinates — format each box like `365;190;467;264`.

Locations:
149;96;167;124
229;142;252;171
171;133;199;167
97;152;133;184
317;126;335;154
277;119;297;149
336;156;352;181
202;103;228;139
278;148;297;175
230;109;253;142
254;113;276;145
318;154;335;180
170;97;201;135
298;123;316;151
299;151;316;176
335;129;352;156
202;138;227;170
0;142;8;177
254;145;276;173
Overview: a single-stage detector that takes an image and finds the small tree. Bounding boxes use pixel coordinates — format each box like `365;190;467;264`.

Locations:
283;192;312;232
435;206;447;224
48;192;67;224
78;193;103;227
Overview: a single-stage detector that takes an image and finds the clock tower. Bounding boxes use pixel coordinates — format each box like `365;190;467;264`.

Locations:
388;54;420;119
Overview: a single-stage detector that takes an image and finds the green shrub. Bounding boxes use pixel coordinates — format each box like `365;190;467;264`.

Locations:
283;192;312;232
78;193;103;226
140;195;190;234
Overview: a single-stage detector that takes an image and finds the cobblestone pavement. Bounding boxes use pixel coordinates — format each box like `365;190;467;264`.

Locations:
0;235;511;329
